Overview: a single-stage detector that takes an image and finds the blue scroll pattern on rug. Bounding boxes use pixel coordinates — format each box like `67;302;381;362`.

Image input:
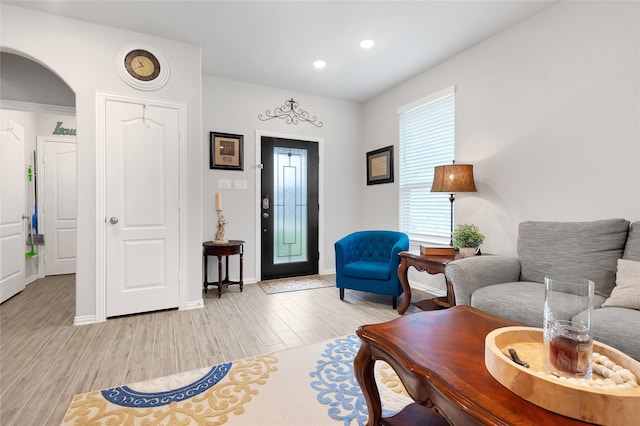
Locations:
310;334;397;425
101;362;232;407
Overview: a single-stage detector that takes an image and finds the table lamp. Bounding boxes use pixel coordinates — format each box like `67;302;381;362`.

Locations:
430;162;477;246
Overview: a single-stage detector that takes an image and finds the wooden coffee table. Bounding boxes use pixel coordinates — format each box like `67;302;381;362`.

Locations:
354;306;589;425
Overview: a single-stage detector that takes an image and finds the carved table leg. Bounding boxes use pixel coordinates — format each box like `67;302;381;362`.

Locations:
397;260;412;315
217;255;223;298
203;253;208;293
445;276;456;307
239;252;244;292
354;339;382;426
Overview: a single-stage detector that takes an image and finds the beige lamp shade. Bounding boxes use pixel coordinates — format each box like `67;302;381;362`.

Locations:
431;164;477;193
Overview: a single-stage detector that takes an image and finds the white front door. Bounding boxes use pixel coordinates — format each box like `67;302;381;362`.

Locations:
105;101;180;317
41;137;77;276
0;121;25;303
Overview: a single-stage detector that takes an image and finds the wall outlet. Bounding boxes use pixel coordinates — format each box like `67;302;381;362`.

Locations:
217;179;232;189
234;179;247;190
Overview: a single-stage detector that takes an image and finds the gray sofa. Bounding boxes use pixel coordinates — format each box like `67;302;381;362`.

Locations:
445;219;640;361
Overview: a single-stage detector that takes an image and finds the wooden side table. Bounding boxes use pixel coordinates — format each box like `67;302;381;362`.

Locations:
203;240;244;298
397;251;461;314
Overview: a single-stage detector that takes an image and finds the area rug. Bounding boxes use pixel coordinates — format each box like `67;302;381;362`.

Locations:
257;275;334;294
62;334;411;425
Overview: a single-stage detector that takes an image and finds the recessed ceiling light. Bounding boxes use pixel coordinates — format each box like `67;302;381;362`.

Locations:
313;60;327;69
359;39;375;49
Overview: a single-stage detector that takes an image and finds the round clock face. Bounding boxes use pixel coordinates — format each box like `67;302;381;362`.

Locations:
117;45;170;90
124;49;161;81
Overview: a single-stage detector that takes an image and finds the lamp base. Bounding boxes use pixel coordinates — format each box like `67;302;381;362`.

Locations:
449;193;455;247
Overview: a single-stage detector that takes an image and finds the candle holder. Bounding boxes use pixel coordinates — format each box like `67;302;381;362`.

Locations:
213;209;228;244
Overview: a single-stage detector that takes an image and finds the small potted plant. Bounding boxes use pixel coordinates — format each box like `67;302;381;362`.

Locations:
452;224;485;257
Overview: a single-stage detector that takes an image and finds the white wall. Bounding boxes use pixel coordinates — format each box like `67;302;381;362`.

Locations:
363;1;640;258
34;112;76;138
202;76;363;280
1;5;203;320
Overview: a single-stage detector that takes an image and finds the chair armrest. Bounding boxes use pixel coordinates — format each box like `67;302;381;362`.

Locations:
334;238;350;270
389;237;410;268
445;256;521;306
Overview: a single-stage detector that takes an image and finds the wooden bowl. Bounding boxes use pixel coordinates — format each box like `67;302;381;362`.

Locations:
485;326;640;425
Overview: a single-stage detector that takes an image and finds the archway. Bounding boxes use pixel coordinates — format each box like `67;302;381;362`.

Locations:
0;50;78;321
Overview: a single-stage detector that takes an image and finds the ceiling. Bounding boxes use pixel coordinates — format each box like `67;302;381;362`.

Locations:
4;1;557;102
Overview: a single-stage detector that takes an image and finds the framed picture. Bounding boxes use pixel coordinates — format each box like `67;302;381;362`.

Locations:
366;145;394;185
210;132;244;171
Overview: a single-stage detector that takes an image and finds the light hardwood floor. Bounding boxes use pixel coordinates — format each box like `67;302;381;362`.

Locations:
0;274;430;425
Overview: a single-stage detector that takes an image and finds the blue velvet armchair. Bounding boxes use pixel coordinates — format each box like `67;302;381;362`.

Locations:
334;230;409;309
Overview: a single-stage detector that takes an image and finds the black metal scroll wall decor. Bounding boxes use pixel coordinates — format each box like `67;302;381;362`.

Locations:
258;98;324;128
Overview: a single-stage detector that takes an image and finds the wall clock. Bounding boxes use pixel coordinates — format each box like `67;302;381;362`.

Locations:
116;45;170;91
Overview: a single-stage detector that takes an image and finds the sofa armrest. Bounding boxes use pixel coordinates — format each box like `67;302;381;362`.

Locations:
445;256;521;306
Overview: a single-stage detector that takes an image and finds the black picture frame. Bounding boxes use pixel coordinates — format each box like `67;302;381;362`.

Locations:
210;132;244;171
366;145;394;185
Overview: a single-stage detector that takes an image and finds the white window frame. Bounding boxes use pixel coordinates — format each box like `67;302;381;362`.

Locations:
398;86;455;245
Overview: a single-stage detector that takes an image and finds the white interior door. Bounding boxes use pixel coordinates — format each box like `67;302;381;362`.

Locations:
0;121;25;303
105;101;180;317
41;137;77;275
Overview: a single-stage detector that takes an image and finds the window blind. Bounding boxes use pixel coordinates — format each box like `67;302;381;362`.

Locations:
398;87;455;242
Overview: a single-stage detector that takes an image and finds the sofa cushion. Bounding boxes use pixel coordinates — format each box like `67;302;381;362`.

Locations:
471;281;607;328
574;307;640;361
601;259;640;309
517;219;629;297
623;221;640;261
343;261;390;281
471;282;547;327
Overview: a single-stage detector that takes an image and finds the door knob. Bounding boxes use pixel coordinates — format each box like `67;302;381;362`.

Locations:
109;217;119;224
262;212;269;218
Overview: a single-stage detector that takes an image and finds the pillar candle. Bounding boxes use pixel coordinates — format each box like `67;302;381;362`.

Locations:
215;193;222;211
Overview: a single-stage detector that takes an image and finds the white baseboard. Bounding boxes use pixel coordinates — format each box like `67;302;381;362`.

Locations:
409;280;446;297
74;314;98;326
184;299;204;310
25;274;39;285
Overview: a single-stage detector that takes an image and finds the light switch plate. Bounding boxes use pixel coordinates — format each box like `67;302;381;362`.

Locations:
217;179;232;189
234;179;247;190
